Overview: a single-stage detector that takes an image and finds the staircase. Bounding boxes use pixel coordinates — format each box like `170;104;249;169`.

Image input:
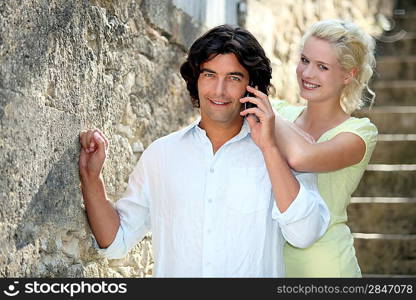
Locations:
349;1;416;277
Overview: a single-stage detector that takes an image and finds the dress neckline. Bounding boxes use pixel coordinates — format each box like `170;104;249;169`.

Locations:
292;106;354;143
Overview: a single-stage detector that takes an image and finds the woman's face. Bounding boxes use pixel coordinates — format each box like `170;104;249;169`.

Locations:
296;36;351;105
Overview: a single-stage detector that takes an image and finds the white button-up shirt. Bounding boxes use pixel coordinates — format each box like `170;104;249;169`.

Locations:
96;118;329;277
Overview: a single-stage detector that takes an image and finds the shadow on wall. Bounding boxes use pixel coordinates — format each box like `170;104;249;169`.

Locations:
14;143;84;251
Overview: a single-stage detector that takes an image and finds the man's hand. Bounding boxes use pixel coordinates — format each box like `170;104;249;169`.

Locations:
240;86;277;151
78;129;119;248
79;129;109;180
240;86;301;212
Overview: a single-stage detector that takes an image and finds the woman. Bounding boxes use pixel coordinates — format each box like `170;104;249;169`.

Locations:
275;19;379;277
242;19;378;277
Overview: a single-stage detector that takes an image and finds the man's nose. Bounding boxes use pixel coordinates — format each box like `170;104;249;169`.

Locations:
213;78;226;97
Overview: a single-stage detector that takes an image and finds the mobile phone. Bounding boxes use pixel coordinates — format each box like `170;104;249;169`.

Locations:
244;82;257;110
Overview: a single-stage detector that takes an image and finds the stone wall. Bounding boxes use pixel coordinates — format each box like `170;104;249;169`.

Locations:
246;0;394;104
0;0;395;278
0;0;204;277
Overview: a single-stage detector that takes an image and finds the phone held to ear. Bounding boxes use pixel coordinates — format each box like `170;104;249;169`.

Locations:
244;81;257;110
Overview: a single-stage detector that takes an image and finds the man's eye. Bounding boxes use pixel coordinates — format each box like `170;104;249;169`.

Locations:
203;73;214;77
230;76;241;81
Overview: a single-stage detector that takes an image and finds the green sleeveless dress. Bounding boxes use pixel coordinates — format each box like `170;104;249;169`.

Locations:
272;100;378;277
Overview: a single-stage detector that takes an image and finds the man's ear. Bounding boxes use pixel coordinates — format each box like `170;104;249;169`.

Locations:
344;68;357;84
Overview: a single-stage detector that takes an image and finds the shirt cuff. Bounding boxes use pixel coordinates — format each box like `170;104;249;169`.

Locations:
271;181;314;223
93;226;126;259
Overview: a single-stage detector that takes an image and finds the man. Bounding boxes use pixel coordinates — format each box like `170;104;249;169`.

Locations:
79;25;329;277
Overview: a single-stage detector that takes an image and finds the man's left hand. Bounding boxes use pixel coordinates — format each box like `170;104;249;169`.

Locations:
240;86;277;151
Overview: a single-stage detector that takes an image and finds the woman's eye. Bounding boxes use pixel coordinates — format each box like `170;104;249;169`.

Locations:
318;64;328;71
301;57;309;64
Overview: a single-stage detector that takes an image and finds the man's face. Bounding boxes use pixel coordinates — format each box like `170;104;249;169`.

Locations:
197;53;249;127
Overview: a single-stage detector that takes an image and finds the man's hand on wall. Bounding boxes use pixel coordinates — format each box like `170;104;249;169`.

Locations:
79;129;109;181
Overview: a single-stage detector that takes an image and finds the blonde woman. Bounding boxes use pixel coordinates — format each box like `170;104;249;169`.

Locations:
241;19;378;277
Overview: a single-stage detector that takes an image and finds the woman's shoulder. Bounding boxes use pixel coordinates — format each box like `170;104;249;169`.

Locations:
332;116;378;145
271;99;305;121
340;117;378;134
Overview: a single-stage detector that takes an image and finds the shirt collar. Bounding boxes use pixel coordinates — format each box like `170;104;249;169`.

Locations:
177;116;202;139
178;116;251;141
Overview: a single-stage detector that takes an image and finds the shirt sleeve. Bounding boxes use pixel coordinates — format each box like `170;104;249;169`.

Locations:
93;153;151;259
272;171;330;248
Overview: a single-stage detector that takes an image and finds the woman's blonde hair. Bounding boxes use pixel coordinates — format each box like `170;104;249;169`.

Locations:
300;19;376;114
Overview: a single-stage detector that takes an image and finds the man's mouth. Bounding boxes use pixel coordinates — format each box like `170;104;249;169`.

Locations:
208;98;231;106
302;80;320;90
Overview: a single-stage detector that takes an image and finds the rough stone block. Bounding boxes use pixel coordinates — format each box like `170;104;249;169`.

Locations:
353;108;416;134
0;0;195;277
376;56;416;81
370;140;416;164
353;167;416;197
373;80;416;106
348;201;416;234
354;235;416;275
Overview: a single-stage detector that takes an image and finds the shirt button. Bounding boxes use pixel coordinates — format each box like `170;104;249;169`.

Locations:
209;167;214;173
207;229;212;234
208;198;213;203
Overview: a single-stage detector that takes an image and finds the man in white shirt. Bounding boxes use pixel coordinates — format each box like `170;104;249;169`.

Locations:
79;25;329;277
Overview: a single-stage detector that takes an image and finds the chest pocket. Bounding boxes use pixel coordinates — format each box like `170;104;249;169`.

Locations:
224;167;272;214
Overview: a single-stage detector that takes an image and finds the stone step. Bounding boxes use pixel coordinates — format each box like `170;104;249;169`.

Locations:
353;106;416;134
363;274;416;278
371;135;416;164
376;32;416;56
353;233;416;275
353;164;416;197
375;56;416;80
347;197;416;234
372;80;416;106
395;2;416;13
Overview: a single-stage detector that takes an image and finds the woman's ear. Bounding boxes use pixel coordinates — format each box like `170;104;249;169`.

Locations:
344;68;357;84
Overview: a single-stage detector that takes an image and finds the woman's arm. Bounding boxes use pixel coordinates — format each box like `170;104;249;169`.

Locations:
274;114;366;172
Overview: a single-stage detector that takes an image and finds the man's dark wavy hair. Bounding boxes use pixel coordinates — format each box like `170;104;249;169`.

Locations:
180;24;272;107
